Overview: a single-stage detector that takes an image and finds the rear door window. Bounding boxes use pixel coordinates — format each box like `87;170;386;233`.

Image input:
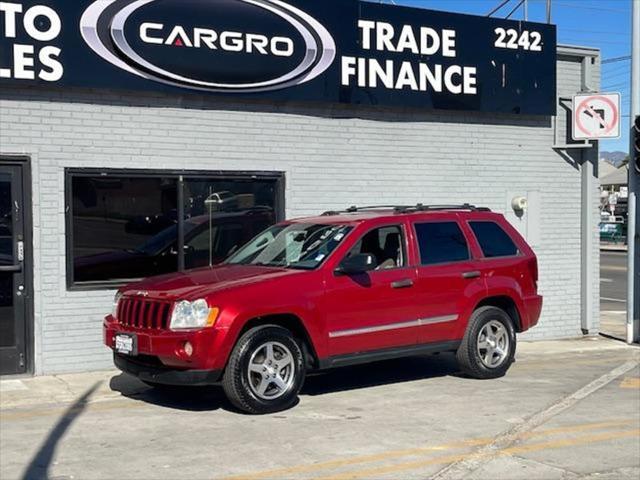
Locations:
414;222;469;265
469;221;519;258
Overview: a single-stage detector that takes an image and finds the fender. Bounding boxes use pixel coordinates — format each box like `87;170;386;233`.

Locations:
212;300;327;371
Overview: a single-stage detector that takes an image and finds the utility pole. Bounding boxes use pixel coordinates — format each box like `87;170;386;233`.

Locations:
627;0;640;344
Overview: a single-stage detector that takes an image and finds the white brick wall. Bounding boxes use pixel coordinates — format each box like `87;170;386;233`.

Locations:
0;49;600;374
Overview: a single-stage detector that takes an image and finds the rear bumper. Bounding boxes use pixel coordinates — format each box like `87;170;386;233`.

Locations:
114;353;222;386
523;294;543;330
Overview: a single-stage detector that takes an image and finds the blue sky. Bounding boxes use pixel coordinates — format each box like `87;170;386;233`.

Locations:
386;0;632;154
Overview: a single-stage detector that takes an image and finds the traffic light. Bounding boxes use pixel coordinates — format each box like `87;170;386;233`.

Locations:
635;115;640;173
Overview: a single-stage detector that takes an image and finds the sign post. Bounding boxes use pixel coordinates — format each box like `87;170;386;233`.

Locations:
628;0;640;344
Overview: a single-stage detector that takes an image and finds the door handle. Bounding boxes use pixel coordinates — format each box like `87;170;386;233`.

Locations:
391;279;414;289
462;271;481;279
0;265;21;273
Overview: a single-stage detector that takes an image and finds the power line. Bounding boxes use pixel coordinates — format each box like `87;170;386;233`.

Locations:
603;71;631;81
603;56;632;64
561;27;630;36
603;81;631;90
563;37;630;45
487;0;512;17
604;62;631;72
505;0;525;19
554;1;629;14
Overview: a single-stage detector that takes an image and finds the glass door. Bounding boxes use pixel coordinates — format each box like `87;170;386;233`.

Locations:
0;164;27;375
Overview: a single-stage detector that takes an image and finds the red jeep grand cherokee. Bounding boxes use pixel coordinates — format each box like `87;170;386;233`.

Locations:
104;204;542;414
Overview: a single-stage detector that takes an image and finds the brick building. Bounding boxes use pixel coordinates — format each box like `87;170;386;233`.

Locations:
0;0;600;375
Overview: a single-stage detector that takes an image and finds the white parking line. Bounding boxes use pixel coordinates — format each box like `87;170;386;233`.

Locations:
601;297;626;303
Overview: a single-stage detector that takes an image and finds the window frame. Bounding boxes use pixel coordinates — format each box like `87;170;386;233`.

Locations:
65;168;285;290
339;223;409;272
466;220;522;260
412;219;472;267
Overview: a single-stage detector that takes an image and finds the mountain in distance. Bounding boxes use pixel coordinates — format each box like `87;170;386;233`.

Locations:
601;151;629;167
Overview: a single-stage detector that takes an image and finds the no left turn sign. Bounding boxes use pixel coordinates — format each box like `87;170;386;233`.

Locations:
572;93;621;140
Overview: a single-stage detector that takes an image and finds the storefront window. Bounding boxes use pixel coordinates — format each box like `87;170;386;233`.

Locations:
183;179;277;269
67;170;282;287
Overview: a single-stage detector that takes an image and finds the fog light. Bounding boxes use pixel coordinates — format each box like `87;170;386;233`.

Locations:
183;341;194;357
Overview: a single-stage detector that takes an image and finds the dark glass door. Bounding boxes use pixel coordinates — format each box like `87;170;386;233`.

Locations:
0;164;27;375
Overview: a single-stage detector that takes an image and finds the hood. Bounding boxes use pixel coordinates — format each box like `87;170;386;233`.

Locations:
120;264;305;301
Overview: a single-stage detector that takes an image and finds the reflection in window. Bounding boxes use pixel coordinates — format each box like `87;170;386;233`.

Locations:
0;174;13;266
72;176;178;283
69;173;281;285
183;179;276;270
227;224;352;270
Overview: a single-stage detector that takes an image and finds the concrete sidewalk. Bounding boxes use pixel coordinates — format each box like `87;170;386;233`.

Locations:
1;336;639;480
0;336;636;411
600;244;628;252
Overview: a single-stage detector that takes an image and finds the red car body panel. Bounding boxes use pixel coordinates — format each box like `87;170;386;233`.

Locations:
104;209;542;380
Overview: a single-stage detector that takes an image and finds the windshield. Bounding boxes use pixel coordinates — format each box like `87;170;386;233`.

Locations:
226;223;352;270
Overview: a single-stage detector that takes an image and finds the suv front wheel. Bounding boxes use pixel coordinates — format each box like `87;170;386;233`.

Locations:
222;325;306;414
457;306;516;379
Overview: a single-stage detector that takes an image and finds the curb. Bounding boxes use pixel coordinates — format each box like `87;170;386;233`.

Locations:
600;245;628;252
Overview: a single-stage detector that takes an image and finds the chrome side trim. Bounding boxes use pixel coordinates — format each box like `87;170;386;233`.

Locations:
329;314;458;339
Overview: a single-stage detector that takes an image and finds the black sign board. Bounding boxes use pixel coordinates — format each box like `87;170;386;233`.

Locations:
0;0;557;114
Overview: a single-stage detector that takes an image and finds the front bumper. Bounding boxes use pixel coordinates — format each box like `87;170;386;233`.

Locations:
114;353;222;386
104;316;231;371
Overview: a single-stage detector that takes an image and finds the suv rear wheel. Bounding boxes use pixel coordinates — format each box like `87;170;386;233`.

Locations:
456;306;516;379
222;325;306;414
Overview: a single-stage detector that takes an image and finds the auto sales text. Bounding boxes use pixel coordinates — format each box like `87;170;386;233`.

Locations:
0;2;63;81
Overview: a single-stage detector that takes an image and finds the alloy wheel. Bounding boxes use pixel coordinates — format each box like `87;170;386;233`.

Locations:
247;341;296;400
477;320;510;368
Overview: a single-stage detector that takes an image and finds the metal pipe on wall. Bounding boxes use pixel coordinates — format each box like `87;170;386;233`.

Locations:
627;0;640;344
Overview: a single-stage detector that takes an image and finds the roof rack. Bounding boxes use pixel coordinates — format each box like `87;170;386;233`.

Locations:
321;203;491;216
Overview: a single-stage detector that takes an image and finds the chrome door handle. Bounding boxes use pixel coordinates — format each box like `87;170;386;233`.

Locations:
462;271;481;279
391;279;414;289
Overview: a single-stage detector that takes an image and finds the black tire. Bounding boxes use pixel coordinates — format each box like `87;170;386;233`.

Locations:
222;325;306;414
456;306;516;379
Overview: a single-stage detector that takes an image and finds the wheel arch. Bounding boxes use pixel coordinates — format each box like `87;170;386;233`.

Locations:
238;314;320;370
475;295;523;332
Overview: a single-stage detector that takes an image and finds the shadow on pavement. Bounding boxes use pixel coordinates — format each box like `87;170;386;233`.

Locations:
109;373;228;412
21;381;102;480
106;354;459;413
302;353;460;396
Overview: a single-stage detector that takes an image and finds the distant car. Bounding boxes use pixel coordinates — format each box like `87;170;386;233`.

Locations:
599;221;626;244
104;204;542;414
75;208;274;282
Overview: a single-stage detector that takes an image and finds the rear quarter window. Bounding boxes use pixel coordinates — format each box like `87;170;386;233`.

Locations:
469;221;519;258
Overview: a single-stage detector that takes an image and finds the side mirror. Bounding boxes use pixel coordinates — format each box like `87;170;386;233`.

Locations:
336;253;377;275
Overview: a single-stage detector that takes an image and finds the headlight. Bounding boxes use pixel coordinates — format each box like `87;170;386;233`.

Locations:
169;299;219;330
112;292;122;318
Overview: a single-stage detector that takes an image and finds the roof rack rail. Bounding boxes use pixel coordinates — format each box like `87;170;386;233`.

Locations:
321;205;410;216
400;203;492;213
321;203;491;216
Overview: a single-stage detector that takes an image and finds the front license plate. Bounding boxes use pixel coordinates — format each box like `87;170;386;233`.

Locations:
115;334;137;355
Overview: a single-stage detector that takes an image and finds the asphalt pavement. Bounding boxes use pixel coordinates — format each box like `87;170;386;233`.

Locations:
1;338;639;480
